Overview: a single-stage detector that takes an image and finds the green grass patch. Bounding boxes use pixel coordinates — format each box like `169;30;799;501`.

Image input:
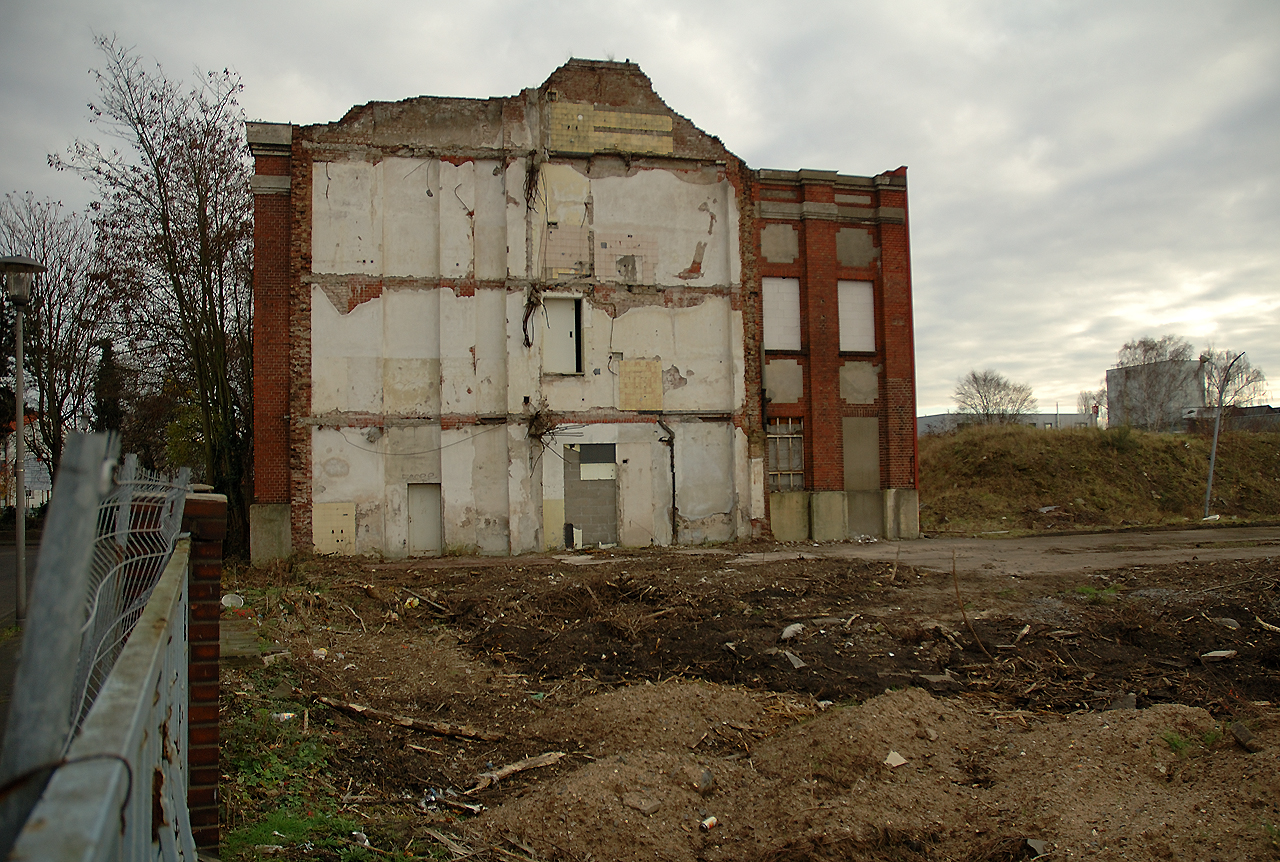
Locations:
1074;585;1119;604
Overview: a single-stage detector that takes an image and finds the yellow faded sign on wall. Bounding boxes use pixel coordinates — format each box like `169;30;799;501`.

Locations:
619;359;663;411
547;103;674;155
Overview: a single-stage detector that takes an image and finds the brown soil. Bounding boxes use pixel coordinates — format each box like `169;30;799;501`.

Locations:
223;527;1280;861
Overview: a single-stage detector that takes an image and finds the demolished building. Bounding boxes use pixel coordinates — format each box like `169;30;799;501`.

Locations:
247;59;918;560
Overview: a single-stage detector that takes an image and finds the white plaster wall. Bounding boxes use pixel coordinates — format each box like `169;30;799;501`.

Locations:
382;157;440;277
439;290;478;414
312;160;382;275
382;425;444;558
674;420;735;543
312;157;509;280
312;427;386;554
312;288;383;414
591;170;737;286
473;288;508;414
507;424;541;554
382;287;441;415
505;160;530;277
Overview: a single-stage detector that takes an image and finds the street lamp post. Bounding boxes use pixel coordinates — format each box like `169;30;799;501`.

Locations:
0;256;45;625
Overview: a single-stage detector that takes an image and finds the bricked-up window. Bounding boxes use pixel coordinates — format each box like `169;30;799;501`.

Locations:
542;297;582;373
838;280;875;352
767;418;804;491
762;277;801;351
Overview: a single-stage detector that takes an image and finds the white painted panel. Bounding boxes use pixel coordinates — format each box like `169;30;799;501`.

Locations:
382;158;439;277
312;160;381;275
505;160;530;277
313;501;355;554
439;290;477;413
591;170;734;286
580;462;617;481
838;280;875;352
542;297;579;374
439;161;476;279
675;421;734;519
474;288;508;413
474;160;508;281
311;287;384;414
407;483;442;555
762;277;801;351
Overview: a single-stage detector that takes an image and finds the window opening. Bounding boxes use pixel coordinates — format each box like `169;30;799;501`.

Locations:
767;418;804;491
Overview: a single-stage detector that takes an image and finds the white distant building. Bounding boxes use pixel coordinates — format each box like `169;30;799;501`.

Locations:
1105;359;1205;432
917;412;1094;436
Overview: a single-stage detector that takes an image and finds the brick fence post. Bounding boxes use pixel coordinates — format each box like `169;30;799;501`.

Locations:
182;493;226;855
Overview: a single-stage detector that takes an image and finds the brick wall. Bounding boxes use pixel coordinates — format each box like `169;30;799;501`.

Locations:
182;492;227;854
753;169;918;496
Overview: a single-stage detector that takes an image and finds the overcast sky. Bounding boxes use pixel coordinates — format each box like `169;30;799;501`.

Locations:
2;0;1277;415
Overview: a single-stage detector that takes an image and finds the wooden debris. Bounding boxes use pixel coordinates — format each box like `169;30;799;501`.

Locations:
465;751;566;794
1256;615;1280;634
316;696;503;741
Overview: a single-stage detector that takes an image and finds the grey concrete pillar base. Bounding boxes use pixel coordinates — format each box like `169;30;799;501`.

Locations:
810;491;848;542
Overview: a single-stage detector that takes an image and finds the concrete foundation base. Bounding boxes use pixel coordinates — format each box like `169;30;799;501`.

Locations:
768;489;919;542
250;503;292;564
769;491;810;542
810;492;848;542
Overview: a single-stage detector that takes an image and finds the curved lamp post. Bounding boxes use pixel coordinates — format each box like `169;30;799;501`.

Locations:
0;255;44;625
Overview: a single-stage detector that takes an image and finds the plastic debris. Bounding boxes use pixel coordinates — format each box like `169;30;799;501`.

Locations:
1201;649;1238;662
783;650;807;669
404;597;420;609
780;623;804;641
271;712;296;722
221;594;245;608
351;832;371;847
312;648;328;660
884;750;907;768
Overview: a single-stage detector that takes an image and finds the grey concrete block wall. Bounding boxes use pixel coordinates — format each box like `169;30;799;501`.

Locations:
250;503;292;563
564;451;619;546
846;491;884;538
769;491;811;541
810;491;847;542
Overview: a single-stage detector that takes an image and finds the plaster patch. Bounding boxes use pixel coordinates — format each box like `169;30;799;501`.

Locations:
836;227;880;268
761;224;798;263
839;361;880;404
764;359;804;404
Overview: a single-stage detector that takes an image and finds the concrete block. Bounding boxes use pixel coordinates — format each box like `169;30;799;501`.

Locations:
846;491;883;538
810;491;847;542
250;503;292;564
883;489;920;540
769;491;810;542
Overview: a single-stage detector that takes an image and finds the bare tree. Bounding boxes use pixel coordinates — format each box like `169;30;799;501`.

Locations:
1202;350;1267;517
0;193;112;478
53;35;253;550
1076;387;1106;426
1107;335;1200;430
953;370;1037;424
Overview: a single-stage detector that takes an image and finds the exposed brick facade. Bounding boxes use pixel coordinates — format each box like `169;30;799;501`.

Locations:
248;60;916;554
754;169;918;501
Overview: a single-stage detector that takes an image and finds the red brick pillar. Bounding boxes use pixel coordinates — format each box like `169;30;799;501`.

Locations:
875;168;918;490
799;176;844;491
183;492;226;854
248;122;294;562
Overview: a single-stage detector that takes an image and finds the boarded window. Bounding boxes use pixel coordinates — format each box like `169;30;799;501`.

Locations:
767;418;804;491
762;277;801;351
838;280;875;352
542;297;582;373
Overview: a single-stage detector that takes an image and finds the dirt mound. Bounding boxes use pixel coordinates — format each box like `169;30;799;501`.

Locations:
919;424;1280;533
220;540;1280;861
